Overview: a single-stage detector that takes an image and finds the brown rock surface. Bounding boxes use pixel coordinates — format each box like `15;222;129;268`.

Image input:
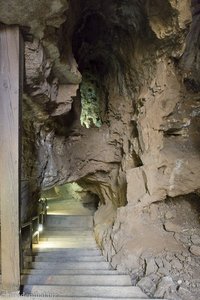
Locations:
1;0;200;299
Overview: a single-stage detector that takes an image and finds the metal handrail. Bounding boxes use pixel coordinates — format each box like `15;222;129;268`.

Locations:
21;221;31;229
20;197;48;270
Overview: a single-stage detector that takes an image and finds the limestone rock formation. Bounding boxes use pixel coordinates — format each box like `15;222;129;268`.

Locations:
1;0;200;298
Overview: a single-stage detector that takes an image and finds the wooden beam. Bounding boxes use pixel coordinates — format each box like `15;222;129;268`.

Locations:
0;25;23;292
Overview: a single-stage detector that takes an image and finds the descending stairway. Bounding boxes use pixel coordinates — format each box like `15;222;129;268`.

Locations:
20;214;152;299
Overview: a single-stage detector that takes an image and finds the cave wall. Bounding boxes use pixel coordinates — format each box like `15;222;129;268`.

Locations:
0;0;200;297
84;0;200;265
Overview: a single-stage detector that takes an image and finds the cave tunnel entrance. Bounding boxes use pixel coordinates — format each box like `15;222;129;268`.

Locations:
31;183;100;253
41;183;100;217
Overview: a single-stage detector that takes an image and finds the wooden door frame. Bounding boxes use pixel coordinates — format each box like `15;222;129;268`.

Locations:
0;25;23;292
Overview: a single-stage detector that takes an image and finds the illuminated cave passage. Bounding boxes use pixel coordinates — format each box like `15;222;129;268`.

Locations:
41;183;99;216
0;0;200;298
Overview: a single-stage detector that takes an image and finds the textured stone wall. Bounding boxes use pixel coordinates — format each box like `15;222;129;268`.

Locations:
1;0;200;298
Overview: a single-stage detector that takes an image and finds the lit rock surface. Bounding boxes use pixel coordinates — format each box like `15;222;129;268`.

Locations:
0;0;200;299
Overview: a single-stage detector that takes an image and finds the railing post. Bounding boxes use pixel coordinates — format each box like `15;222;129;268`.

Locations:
45;198;48;222
30;223;33;250
19;232;23;272
36;217;40;244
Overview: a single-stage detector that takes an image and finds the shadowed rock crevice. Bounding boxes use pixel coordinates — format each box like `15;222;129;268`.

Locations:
180;0;200;92
0;0;200;299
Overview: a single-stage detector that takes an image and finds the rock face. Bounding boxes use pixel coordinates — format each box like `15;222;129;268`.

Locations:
1;0;200;298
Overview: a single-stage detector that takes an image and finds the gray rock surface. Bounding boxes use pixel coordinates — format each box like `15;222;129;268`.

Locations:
190;245;200;256
154;276;176;298
1;0;200;299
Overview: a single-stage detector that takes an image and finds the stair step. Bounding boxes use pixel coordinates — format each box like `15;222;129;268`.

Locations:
33;242;97;249
1;297;160;300
45;215;93;229
32;248;101;256
40;236;94;240
42;230;94;236
38;239;95;244
23;285;147;298
21;274;132;286
43;227;93;231
24;261;111;270
36;240;96;243
41;234;94;238
41;231;94;237
33;244;97;250
25;255;105;262
22;269;121;275
39;237;95;242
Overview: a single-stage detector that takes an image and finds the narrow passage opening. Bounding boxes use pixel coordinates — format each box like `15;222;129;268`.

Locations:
41;183;100;216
